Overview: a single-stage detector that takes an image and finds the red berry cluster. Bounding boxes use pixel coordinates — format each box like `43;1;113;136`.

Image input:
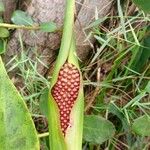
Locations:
51;63;80;135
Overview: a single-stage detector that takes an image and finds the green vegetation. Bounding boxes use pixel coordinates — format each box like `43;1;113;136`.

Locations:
0;0;149;149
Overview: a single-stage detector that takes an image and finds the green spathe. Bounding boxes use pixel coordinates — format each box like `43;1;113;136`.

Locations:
48;38;84;150
47;0;84;149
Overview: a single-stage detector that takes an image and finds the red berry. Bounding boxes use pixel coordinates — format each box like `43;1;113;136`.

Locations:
51;62;80;135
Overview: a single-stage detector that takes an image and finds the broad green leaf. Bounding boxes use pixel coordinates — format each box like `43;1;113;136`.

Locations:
108;102;129;131
132;115;150;136
0;57;39;150
11;10;34;25
0;28;9;38
40;22;57;33
83;115;115;144
133;0;150;13
126;26;150;73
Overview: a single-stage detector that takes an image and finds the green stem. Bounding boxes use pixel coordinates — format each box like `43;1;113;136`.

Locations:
0;23;62;32
0;23;40;30
51;0;75;86
56;0;75;62
38;132;49;138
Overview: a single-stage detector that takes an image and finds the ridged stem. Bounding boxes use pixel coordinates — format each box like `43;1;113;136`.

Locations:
58;0;75;57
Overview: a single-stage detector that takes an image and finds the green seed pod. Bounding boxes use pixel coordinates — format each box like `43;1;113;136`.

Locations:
47;0;84;150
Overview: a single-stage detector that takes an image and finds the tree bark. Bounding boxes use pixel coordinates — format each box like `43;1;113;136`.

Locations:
2;0;17;22
4;0;112;76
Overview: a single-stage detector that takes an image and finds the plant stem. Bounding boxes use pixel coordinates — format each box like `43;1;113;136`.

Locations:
38;132;49;138
0;23;62;32
0;23;40;30
51;0;76;85
56;0;75;62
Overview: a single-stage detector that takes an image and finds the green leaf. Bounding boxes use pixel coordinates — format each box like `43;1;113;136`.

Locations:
108;102;129;131
40;22;57;33
83;115;115;144
132;115;150;136
11;10;34;25
145;81;150;93
84;17;107;30
0;28;9;38
0;57;39;149
133;27;150;72
0;39;6;54
133;0;150;13
127;26;150;73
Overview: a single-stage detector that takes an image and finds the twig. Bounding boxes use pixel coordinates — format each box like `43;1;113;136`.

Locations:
38;132;49;138
0;23;40;30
